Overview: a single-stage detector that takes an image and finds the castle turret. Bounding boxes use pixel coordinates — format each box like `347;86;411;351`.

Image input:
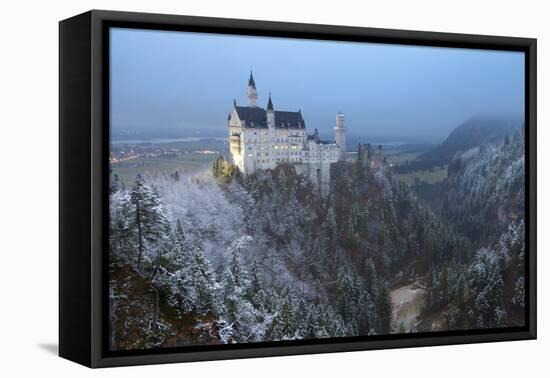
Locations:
334;112;346;161
267;93;275;128
313;128;320;142
247;71;258;107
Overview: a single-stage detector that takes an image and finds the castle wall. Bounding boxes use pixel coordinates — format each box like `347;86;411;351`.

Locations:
294;161;332;196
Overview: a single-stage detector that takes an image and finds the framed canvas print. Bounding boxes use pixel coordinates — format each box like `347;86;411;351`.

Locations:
59;10;536;368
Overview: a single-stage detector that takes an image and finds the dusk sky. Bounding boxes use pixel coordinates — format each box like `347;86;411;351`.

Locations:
110;27;525;143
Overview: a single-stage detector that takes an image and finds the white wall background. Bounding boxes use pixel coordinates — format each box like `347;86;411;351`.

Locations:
0;0;546;376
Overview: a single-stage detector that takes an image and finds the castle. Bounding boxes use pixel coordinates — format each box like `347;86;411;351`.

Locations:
228;72;346;191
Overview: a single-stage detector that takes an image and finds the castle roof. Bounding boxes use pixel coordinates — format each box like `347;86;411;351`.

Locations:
234;106;305;129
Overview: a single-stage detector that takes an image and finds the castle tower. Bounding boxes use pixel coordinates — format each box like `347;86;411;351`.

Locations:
334;112;346;161
372;145;383;170
267;93;275;128
247;71;258;107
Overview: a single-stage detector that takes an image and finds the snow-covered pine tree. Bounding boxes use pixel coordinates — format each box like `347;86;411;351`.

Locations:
171;218;191;267
227;236;252;288
294;297;309;338
109;188;135;264
190;238;217;316
357;290;376;335
246;259;262;307
364;258;379;299
467;247;505;328
303;310;319;339
219;236;259;341
375;281;392;334
336;268;359;323
278;295;295;339
268;294;295;340
110;172;121;195
129;174;169;271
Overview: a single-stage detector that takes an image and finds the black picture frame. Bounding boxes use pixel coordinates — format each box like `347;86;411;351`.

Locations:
59;9;537;368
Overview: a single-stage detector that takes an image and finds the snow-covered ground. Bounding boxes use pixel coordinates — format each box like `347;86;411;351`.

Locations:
390;281;426;333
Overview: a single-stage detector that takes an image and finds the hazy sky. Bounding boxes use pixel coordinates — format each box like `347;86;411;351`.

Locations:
110;27;525;143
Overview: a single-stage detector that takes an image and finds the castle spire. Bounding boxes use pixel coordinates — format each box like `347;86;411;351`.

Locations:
247;70;258;107
267;92;274;111
248;69;256;89
267;92;275;128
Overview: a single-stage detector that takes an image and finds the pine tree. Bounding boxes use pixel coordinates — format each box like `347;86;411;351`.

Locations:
268;295;295;340
357;290;377;335
279;296;295;339
110;173;121;195
221;268;239;322
376;281;392;334
171;219;190;267
211;157;220;178
169;266;195;317
336;268;358;323
467;248;505;328
346;206;358;244
129;174;169;271
439;264;449;307
314;304;332;338
304;310;318;339
191;238;217;316
226;235;252;288
246;260;262;306
109;188;135;263
294;297;309;337
364;258;378;298
219;236;257;340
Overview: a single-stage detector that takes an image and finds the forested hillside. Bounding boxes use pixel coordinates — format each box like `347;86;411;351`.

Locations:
443;128;525;246
420;127;526;331
108;127;526;350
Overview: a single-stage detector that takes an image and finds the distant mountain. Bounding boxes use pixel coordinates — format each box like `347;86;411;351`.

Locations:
419;116;522;164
